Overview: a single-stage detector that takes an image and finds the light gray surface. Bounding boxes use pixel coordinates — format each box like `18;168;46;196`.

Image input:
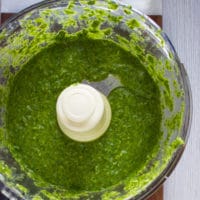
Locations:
163;1;200;200
120;0;162;15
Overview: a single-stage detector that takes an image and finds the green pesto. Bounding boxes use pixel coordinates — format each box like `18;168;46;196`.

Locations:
0;0;186;199
6;38;162;191
127;19;140;29
0;161;12;178
108;1;118;10
123;8;132;15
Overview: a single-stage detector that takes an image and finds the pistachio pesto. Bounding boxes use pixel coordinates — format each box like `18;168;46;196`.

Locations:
0;0;186;199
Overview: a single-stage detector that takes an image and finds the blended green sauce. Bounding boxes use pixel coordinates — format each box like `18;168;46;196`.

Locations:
0;0;186;199
6;38;161;191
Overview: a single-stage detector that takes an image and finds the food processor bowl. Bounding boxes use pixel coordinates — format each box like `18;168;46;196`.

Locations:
0;0;192;199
